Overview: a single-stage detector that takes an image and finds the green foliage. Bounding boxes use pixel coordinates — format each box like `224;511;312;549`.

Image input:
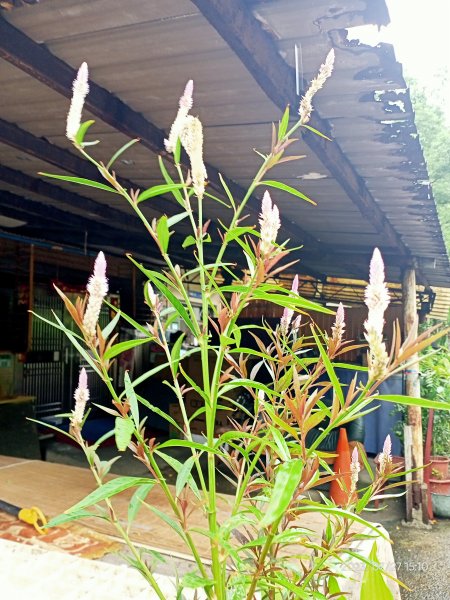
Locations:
36;66;450;600
408;77;450;250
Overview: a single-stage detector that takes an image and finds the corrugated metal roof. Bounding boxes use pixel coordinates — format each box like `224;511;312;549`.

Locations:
0;0;448;289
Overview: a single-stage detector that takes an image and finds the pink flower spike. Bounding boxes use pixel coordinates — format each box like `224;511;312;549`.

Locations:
259;191;281;258
72;367;89;425
83;251;109;340
351;446;359;467
93;251;107;279
78;367;88;391
291;274;299;294
336;302;344;326
180;80;194;109
382;434;392;459
66;62;90;141
370;247;385;286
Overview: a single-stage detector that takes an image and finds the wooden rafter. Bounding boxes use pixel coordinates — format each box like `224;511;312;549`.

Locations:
0;117;175;219
0;17;323;253
0;163;143;232
190;0;410;257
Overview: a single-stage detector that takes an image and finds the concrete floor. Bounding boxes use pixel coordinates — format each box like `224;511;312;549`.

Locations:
45;441;449;598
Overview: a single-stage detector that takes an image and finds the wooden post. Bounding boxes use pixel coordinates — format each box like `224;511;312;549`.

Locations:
402;266;424;523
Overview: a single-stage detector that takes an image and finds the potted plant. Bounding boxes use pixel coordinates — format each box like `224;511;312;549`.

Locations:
421;346;450;516
31;59;450;598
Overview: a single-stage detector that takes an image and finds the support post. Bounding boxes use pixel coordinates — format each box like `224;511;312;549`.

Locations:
402;266;425;524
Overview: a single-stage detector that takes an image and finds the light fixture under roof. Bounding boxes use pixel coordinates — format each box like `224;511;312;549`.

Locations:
297;172;327;180
0;215;27;228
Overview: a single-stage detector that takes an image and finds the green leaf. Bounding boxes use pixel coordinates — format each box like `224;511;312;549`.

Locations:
174;136;182;165
252;290;331;314
360;542;394;600
327;576;344;599
124;371;139;429
49;312;103;377
115;417;134;451
158;156;185;206
301;123;332;141
137;184;185;203
46;509;106;528
278;105;290;141
171;332;185;377
147;275;197;336
65;476;155;512
157;439;223;456
311;326;344;407
258;180;316;205
105;300;152;338
180;572;213;589
155;450;200;499
103;337;150;362
143;503;185;538
167;210;189;228
259;459;304;528
137;396;182;434
127;483;154;528
101;310;121;340
38;172;118;193
75;119;96;145
182;235;196;249
106;138;140;170
377;394;450;411
156;215;170;253
270;427;291;462
225;226;256;242
175;455;197;498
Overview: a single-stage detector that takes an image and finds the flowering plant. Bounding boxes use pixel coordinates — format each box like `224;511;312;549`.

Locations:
36;54;450;599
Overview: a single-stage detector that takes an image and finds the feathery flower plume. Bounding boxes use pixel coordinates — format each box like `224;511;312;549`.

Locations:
350;446;360;495
180;115;207;198
292;314;302;336
66;62;89;141
378;434;392;475
298;49;335;125
259;191;281;258
164;80;194;153
71;368;89;426
280;275;299;334
364;248;390;380
83;251;108;339
331;302;345;344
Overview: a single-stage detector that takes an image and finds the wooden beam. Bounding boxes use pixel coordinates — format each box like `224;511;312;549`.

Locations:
0;190;193;264
402;265;425;524
190;0;410;257
0;17;322;252
0;163;143;232
0;117;173;219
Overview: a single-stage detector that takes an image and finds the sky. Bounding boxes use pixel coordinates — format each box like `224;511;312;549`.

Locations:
348;0;450;122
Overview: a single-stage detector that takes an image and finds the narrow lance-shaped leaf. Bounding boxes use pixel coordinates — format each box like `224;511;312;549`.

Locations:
258;180;316;205
61;476;156;512
124;371;139;429
38;172;119;193
115;417;134;452
259;459;304;528
359;542;394;600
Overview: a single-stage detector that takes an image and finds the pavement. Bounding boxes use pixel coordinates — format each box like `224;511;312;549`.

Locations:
45;441;450;598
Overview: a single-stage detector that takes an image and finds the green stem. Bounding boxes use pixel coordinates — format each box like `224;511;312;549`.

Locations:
245;518;282;600
85;454;166;600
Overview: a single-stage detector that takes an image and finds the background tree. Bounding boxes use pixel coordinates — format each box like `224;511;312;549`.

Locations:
408;76;450;250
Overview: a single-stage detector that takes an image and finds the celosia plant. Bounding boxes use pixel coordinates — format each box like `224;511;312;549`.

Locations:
35;55;450;599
